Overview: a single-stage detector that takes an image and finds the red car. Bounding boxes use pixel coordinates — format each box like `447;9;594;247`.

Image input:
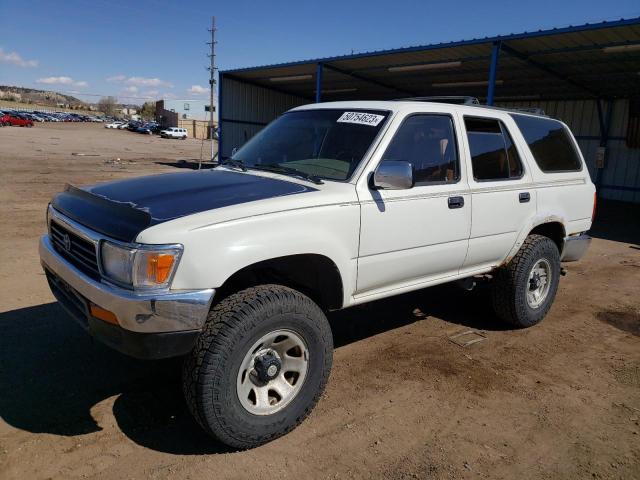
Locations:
1;114;34;127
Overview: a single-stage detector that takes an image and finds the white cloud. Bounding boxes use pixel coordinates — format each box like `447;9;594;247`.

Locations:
127;76;173;87
188;85;208;95
0;47;38;67
106;74;172;88
36;76;88;88
147;91;175;100
124;85;138;93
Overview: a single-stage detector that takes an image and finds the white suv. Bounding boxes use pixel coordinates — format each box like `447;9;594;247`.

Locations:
40;99;594;449
160;127;188;139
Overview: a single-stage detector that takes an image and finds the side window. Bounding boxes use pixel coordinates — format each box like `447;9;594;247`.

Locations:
510;114;582;172
465;117;523;181
382;114;459;184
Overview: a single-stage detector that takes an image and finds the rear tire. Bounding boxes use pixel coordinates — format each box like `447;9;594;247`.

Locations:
183;284;333;449
491;234;560;328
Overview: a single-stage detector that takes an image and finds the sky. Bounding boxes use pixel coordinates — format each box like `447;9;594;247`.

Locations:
0;0;638;105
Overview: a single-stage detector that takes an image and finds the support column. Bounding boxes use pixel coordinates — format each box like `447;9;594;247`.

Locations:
486;41;501;106
315;63;323;103
595;98;614;192
218;73;223;161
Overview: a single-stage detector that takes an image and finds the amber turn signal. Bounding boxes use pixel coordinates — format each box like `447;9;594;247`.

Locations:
145;253;176;284
90;303;119;325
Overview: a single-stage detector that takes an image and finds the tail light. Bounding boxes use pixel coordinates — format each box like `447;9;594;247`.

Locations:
592;192;597;223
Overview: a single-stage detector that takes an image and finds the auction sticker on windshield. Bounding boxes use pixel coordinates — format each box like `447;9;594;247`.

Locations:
337;112;385;127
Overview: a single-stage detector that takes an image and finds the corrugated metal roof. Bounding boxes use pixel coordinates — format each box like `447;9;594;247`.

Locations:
222;18;640;101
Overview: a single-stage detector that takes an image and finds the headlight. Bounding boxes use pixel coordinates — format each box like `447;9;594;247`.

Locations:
100;241;182;289
101;242;136;285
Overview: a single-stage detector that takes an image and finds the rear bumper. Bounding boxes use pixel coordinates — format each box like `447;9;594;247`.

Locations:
561;234;592;262
40;234;214;358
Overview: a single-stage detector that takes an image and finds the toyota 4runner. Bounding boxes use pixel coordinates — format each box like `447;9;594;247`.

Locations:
40;99;595;448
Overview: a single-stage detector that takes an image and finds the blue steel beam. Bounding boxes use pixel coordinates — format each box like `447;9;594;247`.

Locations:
595;98;614;192
500;43;601;97
222;17;640;75
218;72;224;160
322;63;418;96
486;41;501;106
315;63;323;103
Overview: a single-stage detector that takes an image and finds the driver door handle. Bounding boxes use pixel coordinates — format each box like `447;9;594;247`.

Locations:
448;196;465;209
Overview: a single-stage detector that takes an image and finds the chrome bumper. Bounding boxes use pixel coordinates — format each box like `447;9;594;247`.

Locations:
560;234;592;262
39;234;214;333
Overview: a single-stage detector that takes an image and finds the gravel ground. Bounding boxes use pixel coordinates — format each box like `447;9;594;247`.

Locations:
0;123;639;480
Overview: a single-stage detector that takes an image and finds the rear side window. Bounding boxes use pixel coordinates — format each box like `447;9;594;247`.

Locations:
464;117;523;181
510;114;582;172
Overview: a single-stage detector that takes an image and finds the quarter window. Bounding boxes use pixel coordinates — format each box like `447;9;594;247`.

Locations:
510;114;582;172
465;117;523;181
382;114;459;184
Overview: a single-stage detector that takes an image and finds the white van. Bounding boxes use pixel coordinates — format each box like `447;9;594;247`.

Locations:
160;127;188;139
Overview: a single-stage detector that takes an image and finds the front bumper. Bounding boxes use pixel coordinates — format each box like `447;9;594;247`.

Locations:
40;234;214;358
560;234;592;262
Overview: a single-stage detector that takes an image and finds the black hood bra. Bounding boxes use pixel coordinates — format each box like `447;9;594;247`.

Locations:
51;169;317;242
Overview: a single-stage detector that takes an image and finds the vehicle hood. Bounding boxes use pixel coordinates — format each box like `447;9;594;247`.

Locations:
50;169;317;242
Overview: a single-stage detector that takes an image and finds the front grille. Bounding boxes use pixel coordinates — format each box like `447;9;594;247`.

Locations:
45;269;90;328
50;221;101;280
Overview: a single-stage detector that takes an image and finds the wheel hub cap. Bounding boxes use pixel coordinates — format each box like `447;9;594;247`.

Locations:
526;259;552;309
236;330;309;416
253;350;282;383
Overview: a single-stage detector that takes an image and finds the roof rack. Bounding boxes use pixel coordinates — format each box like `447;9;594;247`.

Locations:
471;104;548;117
508;106;546;116
396;96;548;117
399;96;480;105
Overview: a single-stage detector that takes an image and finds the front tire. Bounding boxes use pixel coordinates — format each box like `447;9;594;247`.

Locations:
183;284;333;449
491;234;560;328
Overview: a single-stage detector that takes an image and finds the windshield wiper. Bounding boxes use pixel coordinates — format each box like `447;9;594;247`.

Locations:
250;164;324;185
213;158;247;172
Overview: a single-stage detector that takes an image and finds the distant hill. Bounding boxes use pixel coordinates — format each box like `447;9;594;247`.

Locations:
0;85;88;108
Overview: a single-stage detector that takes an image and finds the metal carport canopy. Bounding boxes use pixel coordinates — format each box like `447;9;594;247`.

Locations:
221;17;640;104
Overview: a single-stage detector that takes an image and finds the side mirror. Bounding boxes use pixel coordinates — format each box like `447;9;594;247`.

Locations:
373;160;414;190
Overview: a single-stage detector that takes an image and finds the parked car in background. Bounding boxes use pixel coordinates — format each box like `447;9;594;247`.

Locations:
127;121;142;131
23;113;45;122
160;127;188;139
105;121;124;129
117;122;130;130
1;113;34;127
136;123;161;134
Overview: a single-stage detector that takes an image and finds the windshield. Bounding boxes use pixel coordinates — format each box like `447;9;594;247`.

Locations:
231;109;389;181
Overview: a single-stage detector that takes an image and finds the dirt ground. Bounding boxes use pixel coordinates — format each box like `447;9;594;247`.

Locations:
0;123;638;480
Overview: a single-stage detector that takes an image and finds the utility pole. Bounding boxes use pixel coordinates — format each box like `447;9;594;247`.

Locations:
207;16;217;163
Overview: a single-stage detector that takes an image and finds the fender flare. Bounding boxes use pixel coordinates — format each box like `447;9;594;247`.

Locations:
503;213;567;264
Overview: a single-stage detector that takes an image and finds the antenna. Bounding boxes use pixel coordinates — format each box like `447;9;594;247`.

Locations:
205;16;217;167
